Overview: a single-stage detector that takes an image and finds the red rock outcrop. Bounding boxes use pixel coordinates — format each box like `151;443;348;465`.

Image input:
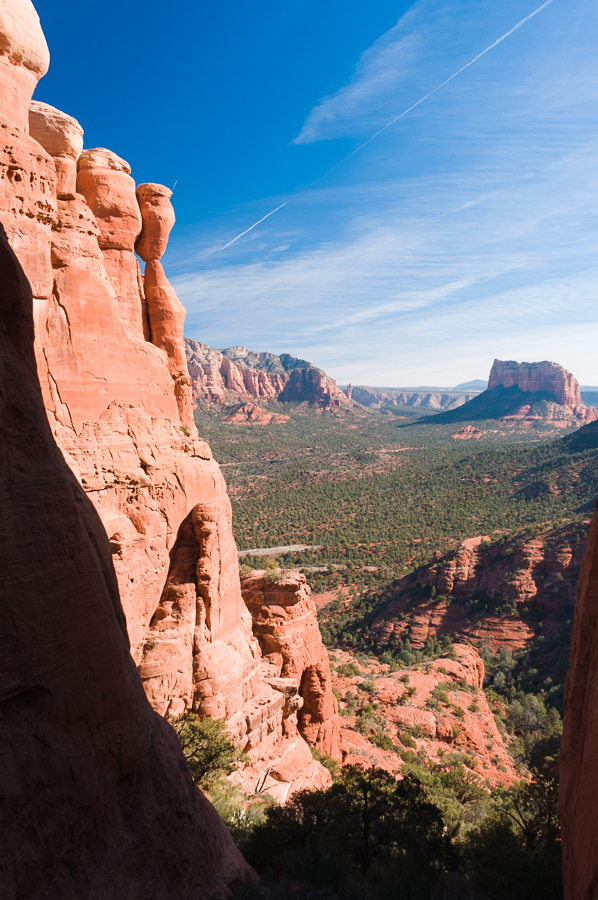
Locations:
370;525;586;654
331;645;516;785
186;338;353;410
0;219;251;898
561;502;598;900
222;402;290;425
241;570;343;761
0;0;336;808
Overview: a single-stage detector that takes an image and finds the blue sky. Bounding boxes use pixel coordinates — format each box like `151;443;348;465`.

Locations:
34;0;598;387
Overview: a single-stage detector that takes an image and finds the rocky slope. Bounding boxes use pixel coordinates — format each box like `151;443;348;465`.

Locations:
186;338;353;411
432;360;597;427
561;503;598;900
351;385;480;410
330;645;516;786
369;526;586;654
0;204;250;895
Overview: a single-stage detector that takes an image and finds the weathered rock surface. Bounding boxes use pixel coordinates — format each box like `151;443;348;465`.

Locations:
29;100;83;195
0;220;251;899
0;0;340;813
241;570;343;760
135;182;176;262
331;645;516;786
186;338;353;410
222;402;290;425
561;502;598;900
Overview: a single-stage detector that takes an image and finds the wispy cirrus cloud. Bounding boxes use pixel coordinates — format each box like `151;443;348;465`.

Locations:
172;0;598;386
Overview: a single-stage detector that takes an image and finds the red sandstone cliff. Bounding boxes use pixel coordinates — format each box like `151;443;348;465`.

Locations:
185;338;353;411
0;216;251;895
0;0;334;814
369;527;585;654
561;503;598;900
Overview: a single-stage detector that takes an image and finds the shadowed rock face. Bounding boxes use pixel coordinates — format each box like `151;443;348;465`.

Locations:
0;222;252;899
561;503;598;900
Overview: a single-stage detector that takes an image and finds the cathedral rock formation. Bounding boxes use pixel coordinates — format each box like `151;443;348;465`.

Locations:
561;503;598;900
0;0;335;815
0;217;251;895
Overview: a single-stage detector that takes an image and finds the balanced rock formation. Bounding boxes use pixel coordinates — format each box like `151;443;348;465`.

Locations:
241;570;342;760
185;338;353;411
0;220;251;897
561;503;598;900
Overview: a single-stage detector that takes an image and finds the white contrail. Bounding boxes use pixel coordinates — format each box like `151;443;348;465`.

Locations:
325;0;556;174
218;0;555;250
217;201;290;252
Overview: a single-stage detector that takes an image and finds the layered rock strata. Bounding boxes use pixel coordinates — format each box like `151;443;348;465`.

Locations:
561;503;598;900
351;385;479;410
1;0;339;808
241;570;343;761
0;220;251;898
185;338;352;410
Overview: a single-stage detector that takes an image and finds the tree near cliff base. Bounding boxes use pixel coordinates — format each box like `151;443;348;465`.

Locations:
171;714;272;842
170;713;247;787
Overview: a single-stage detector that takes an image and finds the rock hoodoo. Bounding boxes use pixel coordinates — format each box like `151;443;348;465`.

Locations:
0;220;251;897
185;338;353;410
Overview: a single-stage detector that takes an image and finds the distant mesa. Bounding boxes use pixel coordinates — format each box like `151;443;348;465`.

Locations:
428;359;597;428
351;384;482;410
185;338;353;412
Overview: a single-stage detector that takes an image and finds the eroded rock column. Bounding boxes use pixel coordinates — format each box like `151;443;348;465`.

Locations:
136;183;195;428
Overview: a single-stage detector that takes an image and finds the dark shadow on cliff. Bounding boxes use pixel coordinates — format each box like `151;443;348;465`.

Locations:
0;222;252;899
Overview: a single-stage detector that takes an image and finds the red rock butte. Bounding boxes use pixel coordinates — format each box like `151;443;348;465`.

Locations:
489;358;582;409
